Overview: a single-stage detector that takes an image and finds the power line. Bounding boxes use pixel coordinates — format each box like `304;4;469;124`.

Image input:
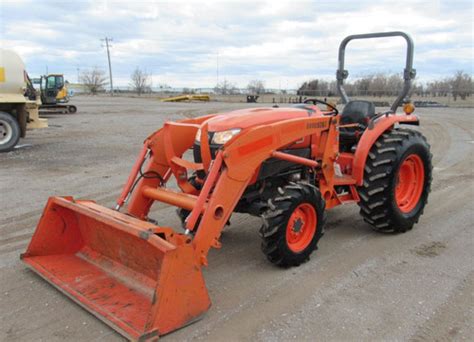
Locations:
101;37;114;96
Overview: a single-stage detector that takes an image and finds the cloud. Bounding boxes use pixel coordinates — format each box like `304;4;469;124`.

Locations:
0;0;471;88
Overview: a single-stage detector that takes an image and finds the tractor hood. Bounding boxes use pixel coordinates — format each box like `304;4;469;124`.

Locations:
205;106;320;132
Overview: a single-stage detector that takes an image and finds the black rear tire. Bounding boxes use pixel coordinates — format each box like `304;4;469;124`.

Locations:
358;128;432;233
0;111;21;152
260;183;325;267
68;106;77;114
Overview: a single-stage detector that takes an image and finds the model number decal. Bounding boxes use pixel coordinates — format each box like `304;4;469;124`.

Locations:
306;121;328;129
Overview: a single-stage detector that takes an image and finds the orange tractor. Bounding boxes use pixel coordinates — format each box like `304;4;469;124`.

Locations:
22;32;432;340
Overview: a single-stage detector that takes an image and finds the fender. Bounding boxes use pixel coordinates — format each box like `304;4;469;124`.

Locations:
352;114;419;186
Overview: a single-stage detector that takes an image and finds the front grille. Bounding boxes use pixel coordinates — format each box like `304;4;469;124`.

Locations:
193;142;220;163
193;142;221;179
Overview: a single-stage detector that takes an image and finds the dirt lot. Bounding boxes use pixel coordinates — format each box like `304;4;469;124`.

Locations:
1;95;473;341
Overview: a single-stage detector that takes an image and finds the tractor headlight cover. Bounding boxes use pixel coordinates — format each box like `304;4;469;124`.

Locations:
211;129;241;145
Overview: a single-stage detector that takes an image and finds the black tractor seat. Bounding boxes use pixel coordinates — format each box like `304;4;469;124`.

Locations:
340;100;376;126
339;100;376;147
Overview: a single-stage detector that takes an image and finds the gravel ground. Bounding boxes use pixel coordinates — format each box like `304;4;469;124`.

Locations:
0;95;473;341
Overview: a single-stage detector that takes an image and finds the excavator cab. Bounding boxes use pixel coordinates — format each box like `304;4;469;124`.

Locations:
38;74;76;113
40;74;66;105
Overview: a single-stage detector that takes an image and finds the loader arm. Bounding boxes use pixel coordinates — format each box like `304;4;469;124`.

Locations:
123;115;217;218
191;115;337;261
124;115;336;263
119;113;338;264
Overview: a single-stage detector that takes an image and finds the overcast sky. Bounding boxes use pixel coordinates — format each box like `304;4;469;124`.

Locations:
1;0;472;89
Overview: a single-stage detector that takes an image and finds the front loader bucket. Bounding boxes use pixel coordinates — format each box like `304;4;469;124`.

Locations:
21;197;211;341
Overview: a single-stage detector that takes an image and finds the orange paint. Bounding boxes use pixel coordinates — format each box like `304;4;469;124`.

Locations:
286;203;317;253
238;135;273;156
395;154;425;213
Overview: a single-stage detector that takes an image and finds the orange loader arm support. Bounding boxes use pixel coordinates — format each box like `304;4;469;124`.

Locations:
120;114;338;266
121;115;216;218
191;116;337;264
122;114;338;264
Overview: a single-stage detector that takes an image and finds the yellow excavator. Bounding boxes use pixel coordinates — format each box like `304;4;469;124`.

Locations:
35;74;77;114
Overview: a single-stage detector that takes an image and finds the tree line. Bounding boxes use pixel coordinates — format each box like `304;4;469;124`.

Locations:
298;71;473;101
78;67;472;101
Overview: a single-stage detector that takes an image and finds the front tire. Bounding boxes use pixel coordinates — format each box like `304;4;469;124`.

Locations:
358;128;432;233
260;183;325;267
0;111;21;152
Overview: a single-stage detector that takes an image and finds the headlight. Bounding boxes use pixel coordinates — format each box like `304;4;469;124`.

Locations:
211;129;241;144
195;128;201;142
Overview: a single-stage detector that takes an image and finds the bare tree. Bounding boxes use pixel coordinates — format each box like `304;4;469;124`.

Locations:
328;80;338;96
80;68;108;95
130;67;151;95
247;80;265;94
214;79;238;95
387;74;404;96
297;79;319;96
368;74;387;97
412;82;425;97
353;75;373;96
426;79;450;97
451;71;472;101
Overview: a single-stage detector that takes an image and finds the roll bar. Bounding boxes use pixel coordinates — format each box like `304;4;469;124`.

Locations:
336;31;416;112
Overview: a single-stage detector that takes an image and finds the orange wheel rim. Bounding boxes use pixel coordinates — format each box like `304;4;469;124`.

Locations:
395;154;425;213
286;203;317;253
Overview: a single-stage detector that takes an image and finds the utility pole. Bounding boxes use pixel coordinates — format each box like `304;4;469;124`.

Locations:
77;67;80;84
101;37;114;96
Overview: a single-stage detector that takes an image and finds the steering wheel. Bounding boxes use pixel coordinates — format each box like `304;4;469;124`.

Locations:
303;98;339;115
